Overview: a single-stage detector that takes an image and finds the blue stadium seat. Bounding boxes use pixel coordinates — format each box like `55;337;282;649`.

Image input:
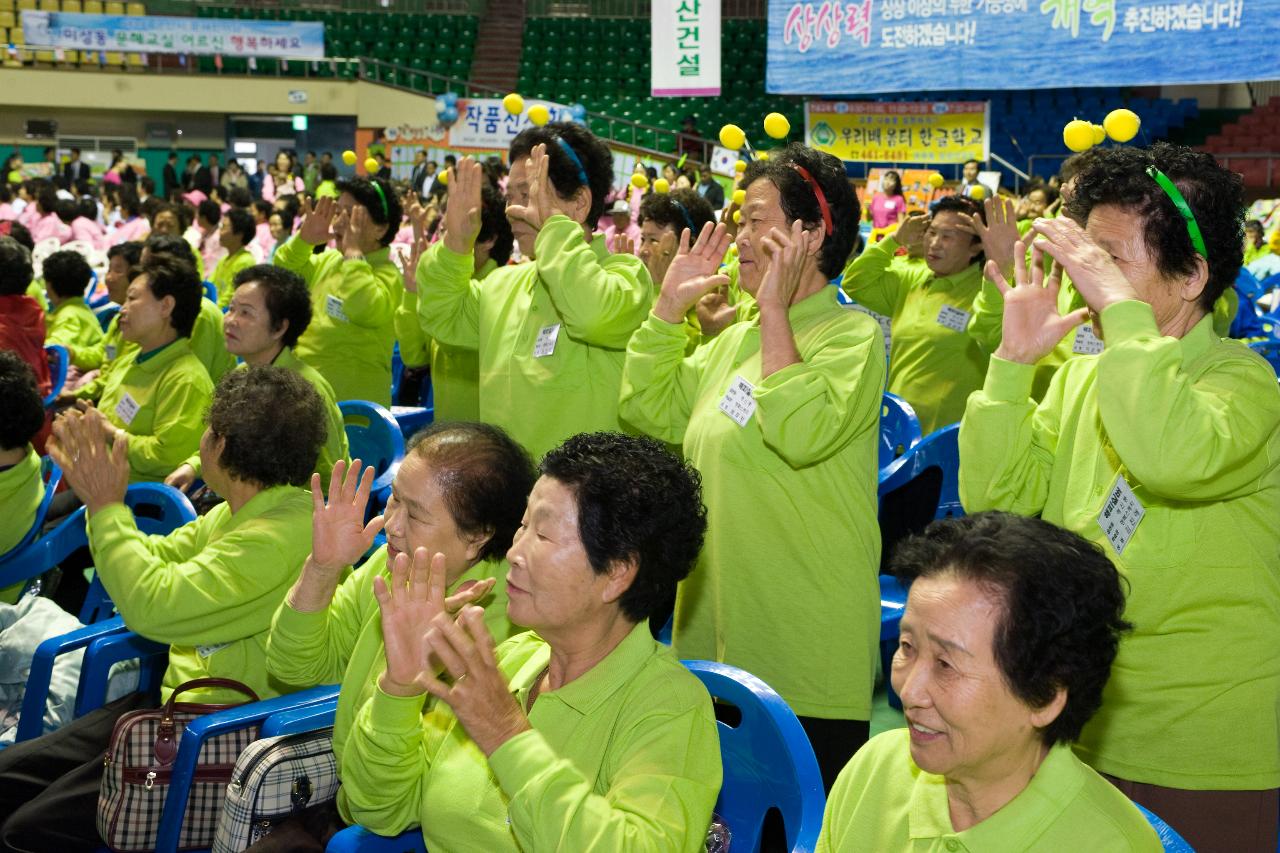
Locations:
880;393;921;470
95;304;120;332
880;573;908;710
0;457;61;569
44;344;68;406
202;280;218;303
878;423;962;521
1133;803;1195;852
339;400;405;512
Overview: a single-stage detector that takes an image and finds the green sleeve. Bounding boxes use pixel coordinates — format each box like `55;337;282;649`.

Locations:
125;364;212;481
87;503;301;645
341;685;431;835
273;235;324;281
753;316;885;468
417;241;481;350
534;215;654;348
266;557;381;687
966;277;1006;354
1096;300;1280;501
72;337;106;372
488;707;720;852
840;236;910;316
958;356;1062;516
618;312;706;445
47;310;105;370
394;290;432;368
335;258;400;329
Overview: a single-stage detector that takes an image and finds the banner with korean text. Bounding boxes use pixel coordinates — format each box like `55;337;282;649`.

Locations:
768;0;1278;94
806;100;989;163
20;11;324;59
652;0;721;97
447;98;575;149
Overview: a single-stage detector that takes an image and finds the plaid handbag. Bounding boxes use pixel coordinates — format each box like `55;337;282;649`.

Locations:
97;678;262;852
211;728;339;853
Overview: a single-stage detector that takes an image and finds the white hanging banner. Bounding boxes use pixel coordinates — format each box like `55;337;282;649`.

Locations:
652;0;721;98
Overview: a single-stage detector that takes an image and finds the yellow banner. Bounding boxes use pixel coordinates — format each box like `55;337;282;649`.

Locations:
806;101;989;164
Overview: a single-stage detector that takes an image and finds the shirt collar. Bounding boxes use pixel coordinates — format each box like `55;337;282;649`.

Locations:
928;262;983;293
135;337;181;365
515;621;658;716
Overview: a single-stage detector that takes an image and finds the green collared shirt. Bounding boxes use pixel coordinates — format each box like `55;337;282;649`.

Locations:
45;299;105;369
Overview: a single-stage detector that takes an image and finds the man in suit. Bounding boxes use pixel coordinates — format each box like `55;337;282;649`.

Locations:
192;155;212;195
162;151;180;200
62;147;90;189
409;150;430;199
373;151;391;180
207;154;222;190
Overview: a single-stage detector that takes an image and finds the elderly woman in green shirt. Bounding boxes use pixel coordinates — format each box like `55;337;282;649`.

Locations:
340;432;721;851
960;143;1280;852
0;352;47;603
818;513;1160;851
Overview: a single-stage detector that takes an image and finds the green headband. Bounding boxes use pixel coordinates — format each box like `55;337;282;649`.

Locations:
369;179;389;219
1145;166;1207;259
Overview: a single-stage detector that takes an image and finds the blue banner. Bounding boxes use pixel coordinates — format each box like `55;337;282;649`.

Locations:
20;11;325;60
767;0;1279;95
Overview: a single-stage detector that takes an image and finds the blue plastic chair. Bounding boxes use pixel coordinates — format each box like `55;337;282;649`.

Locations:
202;280;218;303
44;344;68;406
0;458;62;566
390;405;434;441
1250;338;1280;374
1133;803;1195;852
877;423;962;521
879;392;921;470
95;303;120;332
339;400;405;511
85;272;110;309
327;826;427;853
879;574;908;711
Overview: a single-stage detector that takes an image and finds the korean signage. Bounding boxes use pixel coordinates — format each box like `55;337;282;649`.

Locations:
447;98;574;150
20;10;325;58
652;0;721;97
806;101;989;163
768;0;1276;94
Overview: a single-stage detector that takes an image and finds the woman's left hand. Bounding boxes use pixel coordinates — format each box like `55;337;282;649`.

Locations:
47;405;129;514
421;606;531;757
756;219;814;311
1030;216;1138;312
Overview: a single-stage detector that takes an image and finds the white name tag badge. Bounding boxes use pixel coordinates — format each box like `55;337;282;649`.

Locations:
196;642;231;659
325;294;348;323
1072;324;1105;355
114;392;140;426
533;323;561;358
936;304;971;333
718;375;757;427
1097;475;1145;555
104;343;117;361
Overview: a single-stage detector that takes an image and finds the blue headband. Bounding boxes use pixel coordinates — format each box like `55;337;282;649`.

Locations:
672;199;696;234
553;136;589;187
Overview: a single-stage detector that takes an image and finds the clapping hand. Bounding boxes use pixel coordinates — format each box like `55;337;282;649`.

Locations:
1030;216;1141;315
308;460;385;577
47;405;129;514
505;144;580;233
653;222;732;324
989;241;1090;365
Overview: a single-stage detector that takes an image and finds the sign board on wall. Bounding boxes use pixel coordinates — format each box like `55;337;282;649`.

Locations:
652;0;721;97
806;101;989;164
21;10;325;58
448;99;575;150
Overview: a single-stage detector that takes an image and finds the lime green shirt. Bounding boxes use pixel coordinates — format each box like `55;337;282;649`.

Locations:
417;216;653;461
619;288;884;719
276;237;404;406
315;180;339;200
99;339;214;483
1244;243;1271;267
960;300;1280;789
24;281;49;312
45;299;105;370
265;547;515;804
340;623;722;851
86;485;314;704
211;247;257;309
73;315;127;401
843;236;989;434
817;729;1161;852
0;449;43;603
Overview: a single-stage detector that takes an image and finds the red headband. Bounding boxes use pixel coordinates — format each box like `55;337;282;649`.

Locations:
792;164;833;236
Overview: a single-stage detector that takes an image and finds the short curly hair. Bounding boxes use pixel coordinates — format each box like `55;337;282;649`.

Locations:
638;187;716;237
233;264;312;349
42;250;93;299
1064;142;1244;313
0;351;45;450
539;432;707;623
406;422;536;564
139;254;202;339
740;143;860;279
890;511;1132;746
0;235;34;296
335;176;403;247
510;121;614;224
207;366;326;488
223;208;256;247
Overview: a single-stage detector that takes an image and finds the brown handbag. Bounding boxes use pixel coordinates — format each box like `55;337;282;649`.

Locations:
97;677;262;852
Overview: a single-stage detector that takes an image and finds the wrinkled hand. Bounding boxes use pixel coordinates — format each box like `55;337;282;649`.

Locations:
47;406;129;514
343;205;384;257
970;196;1021;280
1030;216;1140;314
989;242;1090;365
419;607;530;756
298;196;337;246
653;222;732;323
505;144;577;233
442;158;483;255
308;460;385;575
756;218;817;311
164;463;197;494
613;232;635;257
397;234;430;294
696;286;736;338
893;212;929;248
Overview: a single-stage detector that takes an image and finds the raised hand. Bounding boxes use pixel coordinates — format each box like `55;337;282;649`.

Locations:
442;158;483;255
613;231;636;257
308;460;385;575
653;222;733;323
505;144;577;233
755;218;816;311
47;407;129;514
342;204;384;257
696;286;736;338
970;196;1021;280
298;196;337;246
893;212;929;249
1030;216;1140;314
990;242;1090;365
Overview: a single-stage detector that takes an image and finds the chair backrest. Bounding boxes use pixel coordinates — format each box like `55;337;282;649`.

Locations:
1132;803;1195;852
684;659;825;853
877;424;962;572
44;344;69;406
95;303;120;332
339;400;406;498
202;280;218;303
1236;266;1264;301
879;393;921;470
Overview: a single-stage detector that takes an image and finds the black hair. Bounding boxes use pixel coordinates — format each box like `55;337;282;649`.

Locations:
107;240;143;273
55;199;78;224
5;221;33;252
509;121;613;223
224;207;256;246
0;235;33;295
152;202;192;233
228;187;253;209
0;184;10;203
405;422;537;564
478;184;515;267
118;184;141;218
139;175;156;196
319;162;337;182
232;264;311;348
1064;142;1244;313
1058;148;1105;186
139;253;202;338
637;187;716;237
76;197;97;221
36;185;58;215
539;432;707;623
0;351;45;450
1245;218;1264;233
252;200;273;220
271;208;295;233
208;366;326;488
335;176;402;247
140;196;162;224
891;512;1132;746
881;170;903;196
167;150;178;162
740;143;860;279
144;232;200;270
197;199;221;226
42;250;93;299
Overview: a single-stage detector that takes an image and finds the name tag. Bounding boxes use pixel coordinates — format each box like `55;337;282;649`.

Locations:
1072;324;1104;355
325;295;348;323
114;392;140;426
196;642;231;659
533;323;561;358
105;343;117;361
718;376;757;427
884;199;897;210
936;305;971;333
1097;474;1145;555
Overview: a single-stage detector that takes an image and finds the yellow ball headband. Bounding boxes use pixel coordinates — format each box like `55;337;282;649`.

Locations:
1146;166;1208;259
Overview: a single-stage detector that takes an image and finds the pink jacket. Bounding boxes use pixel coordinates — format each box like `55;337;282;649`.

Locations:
0;203;17;221
30;213;73;244
71;217;107;250
108;216;151;247
262;174;303;203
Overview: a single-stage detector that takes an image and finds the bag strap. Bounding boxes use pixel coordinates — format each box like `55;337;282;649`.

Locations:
154;678;261;766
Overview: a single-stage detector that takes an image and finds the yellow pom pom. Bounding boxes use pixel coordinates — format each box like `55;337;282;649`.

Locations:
438;169;449;186
1092;123;1106;145
1062;119;1095;153
630;173;648;190
969;185;987;200
719;124;746;151
342;150;357;166
503;93;525;115
763;112;790;140
528;104;550;127
364;157;379;173
1104;108;1140;143
732;188;746;206
758;152;770;161
927;173;944;189
653;178;670;194
733;160;746;174
732;210;741;224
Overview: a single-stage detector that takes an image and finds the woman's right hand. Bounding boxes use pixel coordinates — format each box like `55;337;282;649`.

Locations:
653;222;732;324
297;196;337;246
990;243;1090;365
442;158;482;255
309;460;385;575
